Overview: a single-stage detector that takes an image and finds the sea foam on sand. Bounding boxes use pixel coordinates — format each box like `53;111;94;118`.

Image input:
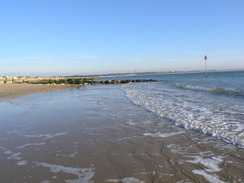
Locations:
23;132;69;140
183;155;226;183
143;131;185;138
35;162;95;183
106;177;145;183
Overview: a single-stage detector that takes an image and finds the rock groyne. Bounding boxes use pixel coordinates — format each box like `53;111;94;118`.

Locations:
0;76;157;85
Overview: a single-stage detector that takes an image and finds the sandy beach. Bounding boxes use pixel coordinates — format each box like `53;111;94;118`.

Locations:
0;84;73;100
0;84;243;183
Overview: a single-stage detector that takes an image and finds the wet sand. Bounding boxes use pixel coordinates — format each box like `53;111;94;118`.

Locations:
0;84;72;100
0;85;243;183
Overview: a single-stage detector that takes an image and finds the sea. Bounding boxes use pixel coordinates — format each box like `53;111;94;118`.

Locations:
115;71;244;148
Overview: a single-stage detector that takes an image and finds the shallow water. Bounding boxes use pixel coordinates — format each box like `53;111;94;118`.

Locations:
121;71;244;148
0;85;243;183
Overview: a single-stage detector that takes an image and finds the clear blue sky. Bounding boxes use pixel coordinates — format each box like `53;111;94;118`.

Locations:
0;0;243;76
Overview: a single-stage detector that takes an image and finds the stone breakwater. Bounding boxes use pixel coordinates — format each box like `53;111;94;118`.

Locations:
0;76;64;84
99;79;157;84
0;76;95;85
0;76;157;85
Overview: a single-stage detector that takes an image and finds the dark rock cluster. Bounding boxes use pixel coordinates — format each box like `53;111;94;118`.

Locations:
99;79;157;84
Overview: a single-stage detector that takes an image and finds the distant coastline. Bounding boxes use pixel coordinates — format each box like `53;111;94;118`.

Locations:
89;69;244;78
1;69;243;79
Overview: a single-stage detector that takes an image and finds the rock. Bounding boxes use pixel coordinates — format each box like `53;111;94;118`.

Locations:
5;81;13;84
104;80;111;84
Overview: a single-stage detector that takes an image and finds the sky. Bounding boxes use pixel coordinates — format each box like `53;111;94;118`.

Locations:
0;0;244;76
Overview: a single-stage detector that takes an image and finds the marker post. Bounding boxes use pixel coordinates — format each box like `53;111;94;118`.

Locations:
204;55;208;79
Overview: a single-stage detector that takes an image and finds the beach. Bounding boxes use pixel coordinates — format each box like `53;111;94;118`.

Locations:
0;84;73;100
0;84;243;183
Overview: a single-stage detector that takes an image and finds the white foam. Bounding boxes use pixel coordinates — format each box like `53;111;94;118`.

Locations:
134;172;148;175
4;150;12;154
23;134;44;138
122;83;244;147
192;170;226;183
7;152;22;160
35;162;95;183
106;177;145;183
127;120;153;127
43;132;69;140
16;160;28;166
166;144;192;154
40;181;50;183
23;132;69;140
159;173;174;176
126;121;138;126
56;151;78;158
176;181;191;183
184;155;223;172
143;131;185;138
182;155;226;183
16;142;45;149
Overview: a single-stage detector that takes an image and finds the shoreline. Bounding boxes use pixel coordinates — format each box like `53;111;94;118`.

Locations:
0;84;74;101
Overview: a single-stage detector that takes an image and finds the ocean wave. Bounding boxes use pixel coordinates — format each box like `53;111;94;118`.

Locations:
121;83;244;148
164;81;244;96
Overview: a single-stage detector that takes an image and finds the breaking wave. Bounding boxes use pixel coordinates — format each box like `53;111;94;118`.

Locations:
165;81;244;96
121;82;244;148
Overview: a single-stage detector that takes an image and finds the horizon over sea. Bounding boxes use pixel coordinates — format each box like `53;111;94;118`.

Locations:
120;71;244;148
